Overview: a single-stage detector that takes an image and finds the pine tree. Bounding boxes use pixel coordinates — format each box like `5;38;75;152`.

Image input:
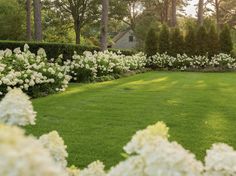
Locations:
219;25;233;54
196;26;208;56
207;25;219;57
184;26;196;56
170;27;184;56
145;28;158;57
159;24;170;54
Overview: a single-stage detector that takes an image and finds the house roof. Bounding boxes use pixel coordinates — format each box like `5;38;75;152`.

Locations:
113;29;131;43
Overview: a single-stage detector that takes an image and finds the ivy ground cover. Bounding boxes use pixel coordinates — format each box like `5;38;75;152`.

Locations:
27;71;236;169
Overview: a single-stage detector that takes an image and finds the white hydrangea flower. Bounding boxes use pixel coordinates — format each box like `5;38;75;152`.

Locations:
67;166;80;176
39;131;68;168
107;156;145;176
0;124;67;176
204;143;236;176
0;88;36;126
37;48;47;57
24;44;30;52
124;121;169;154
140;137;203;176
4;49;12;57
13;47;21;54
80;161;106;176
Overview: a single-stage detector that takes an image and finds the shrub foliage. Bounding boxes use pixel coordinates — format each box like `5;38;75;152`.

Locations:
159;24;170;54
145;28;158;57
219;25;233;54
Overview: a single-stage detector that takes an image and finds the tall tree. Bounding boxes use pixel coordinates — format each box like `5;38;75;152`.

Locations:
100;0;109;51
219;25;233;54
144;0;170;24
123;0;143;30
171;0;177;27
184;26;196;56
33;0;42;41
145;28;158;57
48;0;99;44
26;0;32;41
196;26;208;55
170;27;184;56
159;24;170;54
214;0;220;29
207;25;219;57
197;0;204;26
207;0;236;29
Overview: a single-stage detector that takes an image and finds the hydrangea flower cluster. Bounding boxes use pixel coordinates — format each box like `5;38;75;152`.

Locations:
39;131;68;168
124;121;169;154
111;122;203;176
0;124;67;176
0;45;71;97
204;143;236;176
0;88;36;126
64;51;147;82
149;53;236;70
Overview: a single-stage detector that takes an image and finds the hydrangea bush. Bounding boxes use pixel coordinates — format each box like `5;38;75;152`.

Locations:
1;89;236;176
0;45;71;97
149;53;236;71
63;51;147;82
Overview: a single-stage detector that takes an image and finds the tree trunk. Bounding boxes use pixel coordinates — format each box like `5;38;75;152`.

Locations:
215;0;220;30
33;0;42;41
197;0;204;26
26;0;32;41
164;0;169;24
100;0;109;51
171;0;177;27
74;19;81;44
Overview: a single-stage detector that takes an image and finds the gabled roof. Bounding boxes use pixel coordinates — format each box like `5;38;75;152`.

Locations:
113;29;132;43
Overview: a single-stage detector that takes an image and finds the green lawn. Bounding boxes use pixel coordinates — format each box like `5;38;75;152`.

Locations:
27;71;236;169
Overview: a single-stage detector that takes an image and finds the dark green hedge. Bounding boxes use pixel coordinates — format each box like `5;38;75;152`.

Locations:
0;40;135;60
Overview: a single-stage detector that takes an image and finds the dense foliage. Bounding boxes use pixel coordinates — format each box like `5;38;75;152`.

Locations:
0;0;25;40
170;27;184;57
0;41;135;60
207;25;219;57
184;26;196;56
159;24;170;54
145;28;158;57
145;24;234;57
220;25;233;54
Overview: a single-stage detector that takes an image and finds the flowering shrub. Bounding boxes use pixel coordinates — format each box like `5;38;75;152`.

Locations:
0;124;67;176
1;89;236;176
149;53;236;71
0;88;36;126
39;131;68;168
63;51;147;82
204;143;236;176
0;45;71;97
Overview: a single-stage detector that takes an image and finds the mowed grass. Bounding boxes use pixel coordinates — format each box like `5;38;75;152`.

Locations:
27;71;236;168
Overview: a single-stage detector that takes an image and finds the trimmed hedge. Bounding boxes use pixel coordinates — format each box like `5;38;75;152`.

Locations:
0;40;135;60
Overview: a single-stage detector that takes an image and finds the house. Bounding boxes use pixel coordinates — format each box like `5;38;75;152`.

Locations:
112;29;137;50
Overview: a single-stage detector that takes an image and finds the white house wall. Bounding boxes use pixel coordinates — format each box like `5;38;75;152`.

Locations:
112;30;137;49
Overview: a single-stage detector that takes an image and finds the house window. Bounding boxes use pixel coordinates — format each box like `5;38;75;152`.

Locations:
129;35;134;42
